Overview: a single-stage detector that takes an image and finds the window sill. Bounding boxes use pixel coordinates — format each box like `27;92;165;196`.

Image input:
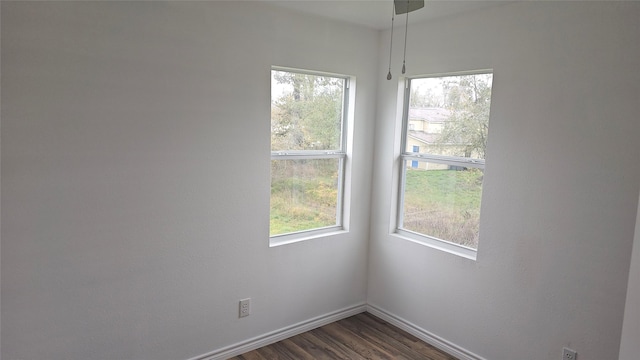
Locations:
270;227;347;247
392;230;477;261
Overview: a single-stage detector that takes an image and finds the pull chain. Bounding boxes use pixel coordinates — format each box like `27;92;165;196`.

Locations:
402;0;409;74
387;2;395;80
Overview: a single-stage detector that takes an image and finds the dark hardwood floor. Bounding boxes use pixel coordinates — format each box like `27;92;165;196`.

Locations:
228;312;458;360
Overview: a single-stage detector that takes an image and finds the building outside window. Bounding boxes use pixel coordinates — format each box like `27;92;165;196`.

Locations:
397;71;493;255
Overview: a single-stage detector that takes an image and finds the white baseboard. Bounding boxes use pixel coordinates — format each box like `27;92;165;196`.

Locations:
188;303;367;360
365;304;487;360
187;302;485;360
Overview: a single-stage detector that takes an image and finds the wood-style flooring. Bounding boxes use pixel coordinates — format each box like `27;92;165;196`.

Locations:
228;312;458;360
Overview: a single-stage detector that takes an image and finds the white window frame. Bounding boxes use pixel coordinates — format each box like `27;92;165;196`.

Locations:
269;67;351;246
394;70;493;260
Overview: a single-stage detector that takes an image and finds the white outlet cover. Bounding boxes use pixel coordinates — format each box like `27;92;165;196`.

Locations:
563;347;577;360
239;298;251;318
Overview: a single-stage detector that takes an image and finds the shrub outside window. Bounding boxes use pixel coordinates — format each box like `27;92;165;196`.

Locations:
397;71;493;255
270;68;349;242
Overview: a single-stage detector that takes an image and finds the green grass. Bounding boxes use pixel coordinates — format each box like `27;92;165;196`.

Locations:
404;168;482;208
270;176;338;236
269;167;484;248
403;168;483;248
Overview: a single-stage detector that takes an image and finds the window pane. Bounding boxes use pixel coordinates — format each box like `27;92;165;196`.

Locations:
406;74;492;159
402;161;484;249
271;70;344;152
270;158;341;236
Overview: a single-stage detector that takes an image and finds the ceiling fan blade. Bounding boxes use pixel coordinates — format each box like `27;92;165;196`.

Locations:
394;0;425;15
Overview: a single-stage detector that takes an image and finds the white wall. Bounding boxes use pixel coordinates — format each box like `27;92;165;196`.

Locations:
4;2;640;360
0;2;377;359
620;194;640;359
369;2;640;360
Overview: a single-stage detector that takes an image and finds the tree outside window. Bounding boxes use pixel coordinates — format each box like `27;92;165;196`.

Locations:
270;69;349;239
399;72;493;250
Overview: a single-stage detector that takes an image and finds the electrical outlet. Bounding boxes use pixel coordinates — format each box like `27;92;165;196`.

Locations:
239;298;251;318
563;347;577;360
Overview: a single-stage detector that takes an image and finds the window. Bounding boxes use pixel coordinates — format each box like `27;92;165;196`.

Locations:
411;146;420;168
270;68;349;243
397;71;493;256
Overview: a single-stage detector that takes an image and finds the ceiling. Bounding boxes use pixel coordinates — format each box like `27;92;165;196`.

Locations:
263;0;508;30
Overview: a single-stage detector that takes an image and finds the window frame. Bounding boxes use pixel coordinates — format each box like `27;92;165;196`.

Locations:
269;67;350;246
394;70;493;260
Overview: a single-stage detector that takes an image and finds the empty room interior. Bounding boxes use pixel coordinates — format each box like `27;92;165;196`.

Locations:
2;1;639;359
